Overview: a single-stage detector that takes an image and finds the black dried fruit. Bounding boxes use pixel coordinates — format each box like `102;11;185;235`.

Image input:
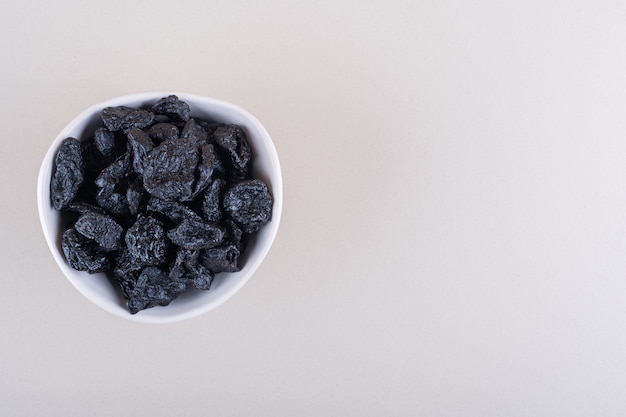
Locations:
74;211;123;251
125;266;187;314
94;127;116;157
51;138;84;210
125;214;167;268
201;244;240;273
96;186;129;215
50;96;274;314
101;106;155;132
167;217;224;249
151;95;191;122
126;177;144;216
202;179;224;223
223;179;272;234
147;197;202;224
127;127;154;175
148;123;179;143
95;153;130;188
143;137;198;201
181;118;209;147
190;143;216;199
62;228;109;273
186;262;214;290
213;124;252;179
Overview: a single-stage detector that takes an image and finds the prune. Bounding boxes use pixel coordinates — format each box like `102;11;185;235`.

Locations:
166;217;224;249
125;214;167;267
62;228;109;273
101;106;155;132
96;186;129;215
151;95;191;122
186;262;214;290
202;179;224;223
201;244;240;273
51;96;274;314
190;143;216;199
95;153;130;188
127;127;154;175
67;202;107;215
223;179;272;233
125;266;187;314
213;125;252;179
223;218;244;250
143;137;198;201
181;118;209;147
147;197;202;224
74;211;123;251
51;138;84;210
126;177;144;216
148;123;179;143
94;127;116;157
169;247;199;280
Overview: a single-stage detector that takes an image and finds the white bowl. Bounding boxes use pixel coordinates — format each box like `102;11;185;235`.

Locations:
37;92;282;323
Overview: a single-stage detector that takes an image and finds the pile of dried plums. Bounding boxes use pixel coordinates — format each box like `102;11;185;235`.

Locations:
50;95;273;314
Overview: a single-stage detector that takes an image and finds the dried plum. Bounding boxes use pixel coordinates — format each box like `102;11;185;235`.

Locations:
125;266;187;314
223;179;272;233
94;127;117;157
96;186;129;215
186;262;214;290
201;244;240;273
74;211;123;251
125;214;167;267
181;118;209;147
62;228;109;273
147;197;202;224
101;106;155;132
213;124;252;179
143;137;198;201
126;177;144;216
167;217;224;249
151;95;191;122
51;138;84;210
190;143;216;199
95;153;130;188
148;123;179;143
127;127;154;175
202;179;224;223
50;96;274;314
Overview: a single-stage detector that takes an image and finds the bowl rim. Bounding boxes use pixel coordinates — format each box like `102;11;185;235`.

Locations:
37;91;283;323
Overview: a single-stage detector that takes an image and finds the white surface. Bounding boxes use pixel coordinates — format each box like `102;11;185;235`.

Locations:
2;0;626;415
38;92;283;323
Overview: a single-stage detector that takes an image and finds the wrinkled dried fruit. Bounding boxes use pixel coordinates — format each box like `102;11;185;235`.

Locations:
51;138;84;210
94;127;117;157
223;179;272;233
148;123;179;143
143;137;198;201
75;211;123;251
62;228;109;273
127;127;154;175
151;95;191;122
102;106;155;132
147;197;202;224
202;179;224;223
125;214;167;268
125;266;187;314
201;244;240;273
213;124;251;179
167;217;224;249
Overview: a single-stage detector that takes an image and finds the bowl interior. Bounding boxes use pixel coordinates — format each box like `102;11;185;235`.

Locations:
37;92;282;323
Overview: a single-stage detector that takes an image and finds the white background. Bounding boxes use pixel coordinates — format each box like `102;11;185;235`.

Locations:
2;0;626;415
